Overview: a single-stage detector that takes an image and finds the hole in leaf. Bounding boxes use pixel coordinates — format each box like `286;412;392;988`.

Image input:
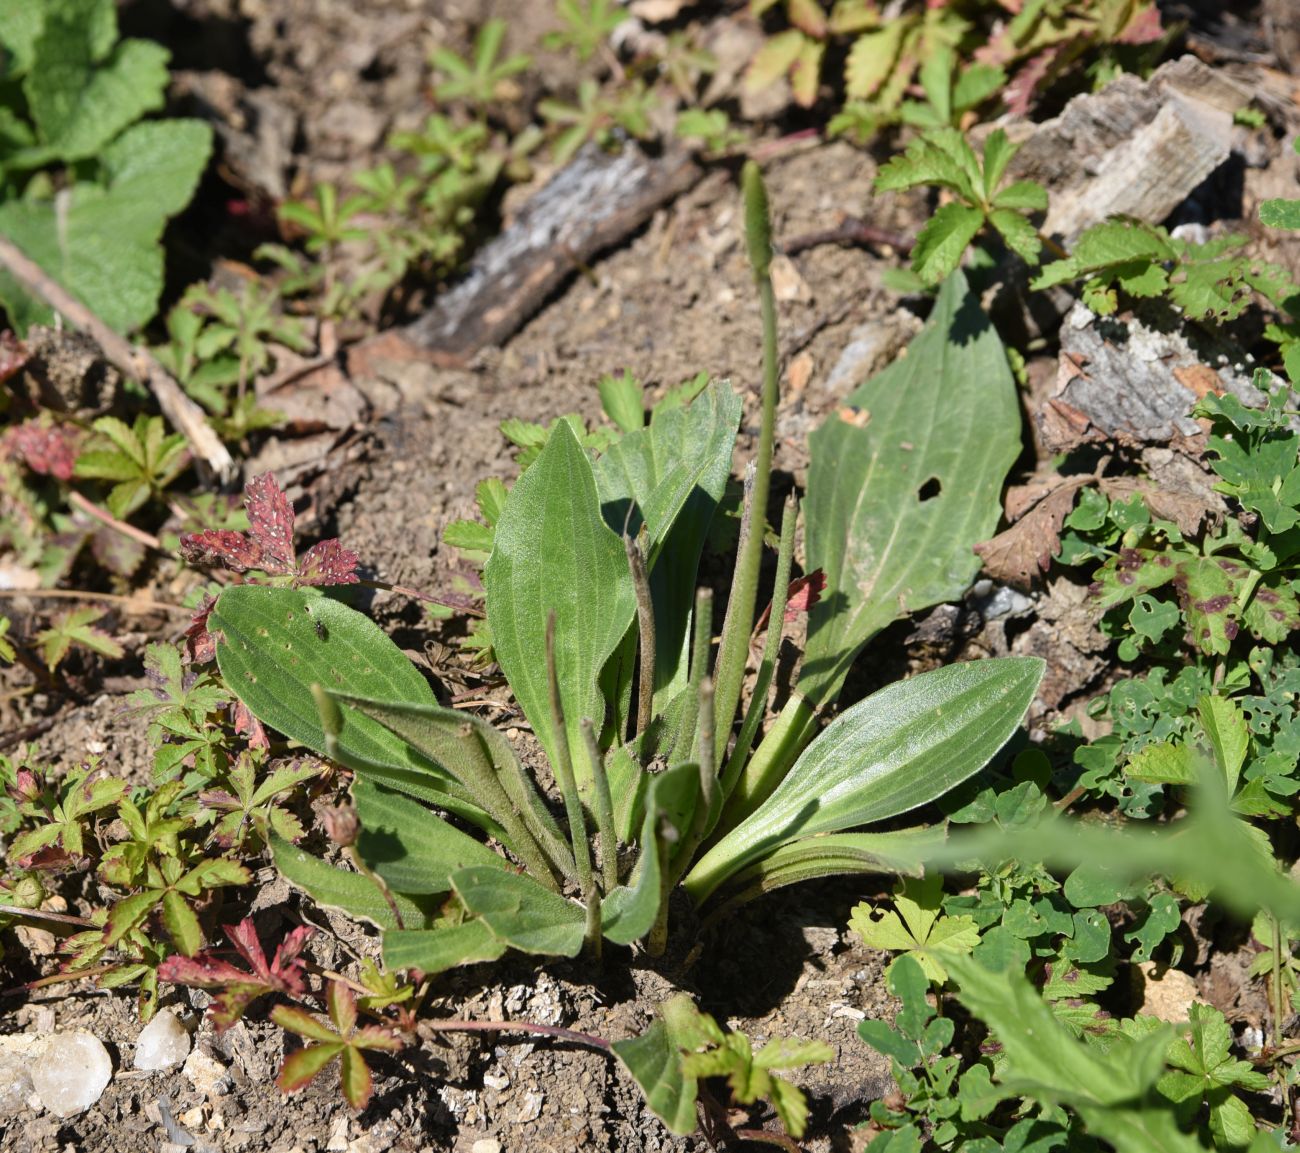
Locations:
917;477;942;502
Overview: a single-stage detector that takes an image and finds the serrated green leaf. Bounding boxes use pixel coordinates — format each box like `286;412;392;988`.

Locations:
911;202;984;285
1126;742;1194;785
989;207;1042;265
597;372;644;433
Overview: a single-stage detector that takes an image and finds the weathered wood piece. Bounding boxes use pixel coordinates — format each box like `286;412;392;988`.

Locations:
402;141;701;362
1012;56;1250;242
1040;302;1277;454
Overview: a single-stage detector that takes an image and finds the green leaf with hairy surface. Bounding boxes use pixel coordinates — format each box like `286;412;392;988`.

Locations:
330;693;572;883
1032;219;1175;292
484;421;638;785
598;372;644;434
382;919;508;974
946;954;1199;1153
685;657;1044;903
593;382;742;709
353;778;506;896
18;0;168;168
702;828;937;914
270;833;439;931
0;119;212;333
800;272;1021;705
211;586;472;811
1199;695;1248;795
450;866;585;957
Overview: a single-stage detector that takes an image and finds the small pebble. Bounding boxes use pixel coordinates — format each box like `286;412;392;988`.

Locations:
31;1032;112;1117
183;1047;232;1097
134;1010;191;1071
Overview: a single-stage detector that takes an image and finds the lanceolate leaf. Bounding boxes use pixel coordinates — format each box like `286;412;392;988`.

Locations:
484;421;638;786
382;919;507;974
594;381;742;709
684;657;1044;903
800;271;1020;706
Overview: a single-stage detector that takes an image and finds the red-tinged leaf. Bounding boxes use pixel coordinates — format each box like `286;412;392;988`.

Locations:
328;980;358;1035
353;1025;404;1053
232;699;270;748
243;473;297;575
295;539;360;588
277;1041;344;1093
184;596;218;664
181;529;266;573
1003;46;1060;116
0;331;29;382
784;569;826;621
1117;4;1163;43
339;1047;375;1110
159;918;314;1030
272;1003;344;1044
5;420;80;480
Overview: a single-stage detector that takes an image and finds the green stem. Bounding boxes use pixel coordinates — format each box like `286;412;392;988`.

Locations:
546;613;600;953
582;718;620;894
1273;913;1285;1051
667;678;717;893
673;587;714;765
712;161;780;767
718;494;797;814
625;533;656;742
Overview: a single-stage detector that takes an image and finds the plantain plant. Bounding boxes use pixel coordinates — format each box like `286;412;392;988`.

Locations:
199;163;1039;978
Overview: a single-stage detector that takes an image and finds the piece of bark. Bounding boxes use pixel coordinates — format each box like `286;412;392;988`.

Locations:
402;141;701;362
1012;56;1250;242
1039;302;1279;454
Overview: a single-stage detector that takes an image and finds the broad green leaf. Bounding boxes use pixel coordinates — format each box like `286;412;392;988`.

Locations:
685;657;1043;903
0;119;212;333
800;271;1020;705
1126;741;1195;785
270;833;439;931
611;996;701;1135
850;874;980;982
16;0;167;166
593;381;741;709
383;920;507;974
451;866;585;957
910;202;983;285
947;955;1201;1153
212;586;470;807
353;779;505;896
484;421;638;787
598;372;644;433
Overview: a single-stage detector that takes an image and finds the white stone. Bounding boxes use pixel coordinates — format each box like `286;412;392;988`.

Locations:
30;1031;112;1117
182;1047;231;1097
134;1010;191;1071
0;1035;38;1117
471;1141;502;1153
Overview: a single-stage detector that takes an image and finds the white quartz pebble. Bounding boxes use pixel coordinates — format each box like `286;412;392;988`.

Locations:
31;1031;112;1117
134;1010;191;1071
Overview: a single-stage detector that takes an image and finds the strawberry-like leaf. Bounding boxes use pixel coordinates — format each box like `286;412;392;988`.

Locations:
179;473;359;588
157;917;314;1030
